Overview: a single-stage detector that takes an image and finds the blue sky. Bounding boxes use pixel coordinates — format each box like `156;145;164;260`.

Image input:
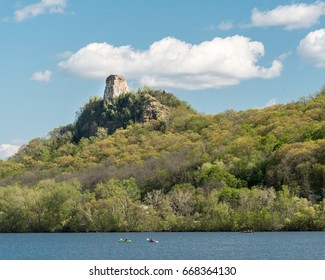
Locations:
1;0;325;159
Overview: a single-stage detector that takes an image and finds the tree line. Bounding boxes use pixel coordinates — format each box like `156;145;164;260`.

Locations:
0;179;324;232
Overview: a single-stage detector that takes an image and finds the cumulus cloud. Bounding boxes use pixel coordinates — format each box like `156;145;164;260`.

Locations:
298;29;325;67
58;36;282;90
14;0;67;22
31;70;52;82
251;1;325;30
0;144;20;160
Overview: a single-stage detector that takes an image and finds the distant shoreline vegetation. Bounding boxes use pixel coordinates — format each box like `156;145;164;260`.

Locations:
0;87;325;232
0;180;324;232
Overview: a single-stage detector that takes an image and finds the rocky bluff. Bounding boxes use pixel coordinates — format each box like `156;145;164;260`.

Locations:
103;75;168;123
104;75;129;100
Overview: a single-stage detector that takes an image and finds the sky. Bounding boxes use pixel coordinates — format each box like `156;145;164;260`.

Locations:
0;0;325;159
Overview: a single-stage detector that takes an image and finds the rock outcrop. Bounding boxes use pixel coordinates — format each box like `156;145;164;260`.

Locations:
102;75;169;124
103;75;129;100
141;94;169;122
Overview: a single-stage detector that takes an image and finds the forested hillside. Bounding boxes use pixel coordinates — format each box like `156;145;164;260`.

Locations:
0;87;325;232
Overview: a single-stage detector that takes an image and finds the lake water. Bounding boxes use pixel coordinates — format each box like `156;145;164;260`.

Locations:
0;232;324;260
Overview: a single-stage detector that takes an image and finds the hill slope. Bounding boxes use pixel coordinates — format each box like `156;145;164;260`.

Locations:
0;87;324;232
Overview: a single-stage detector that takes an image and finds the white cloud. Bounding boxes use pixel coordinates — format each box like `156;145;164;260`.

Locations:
265;98;277;107
218;20;234;30
58;36;282;90
256;98;278;109
298;29;325;67
14;0;67;22
0;144;20;160
56;50;73;59
251;1;325;30
31;70;52;82
278;52;292;61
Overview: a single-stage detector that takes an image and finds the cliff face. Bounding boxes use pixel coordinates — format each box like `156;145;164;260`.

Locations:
103;75;169;123
103;75;129;100
141;93;169;122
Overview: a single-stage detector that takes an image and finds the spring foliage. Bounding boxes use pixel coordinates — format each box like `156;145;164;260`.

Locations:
1;87;325;232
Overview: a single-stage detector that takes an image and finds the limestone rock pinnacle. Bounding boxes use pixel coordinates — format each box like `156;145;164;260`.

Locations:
103;75;129;100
